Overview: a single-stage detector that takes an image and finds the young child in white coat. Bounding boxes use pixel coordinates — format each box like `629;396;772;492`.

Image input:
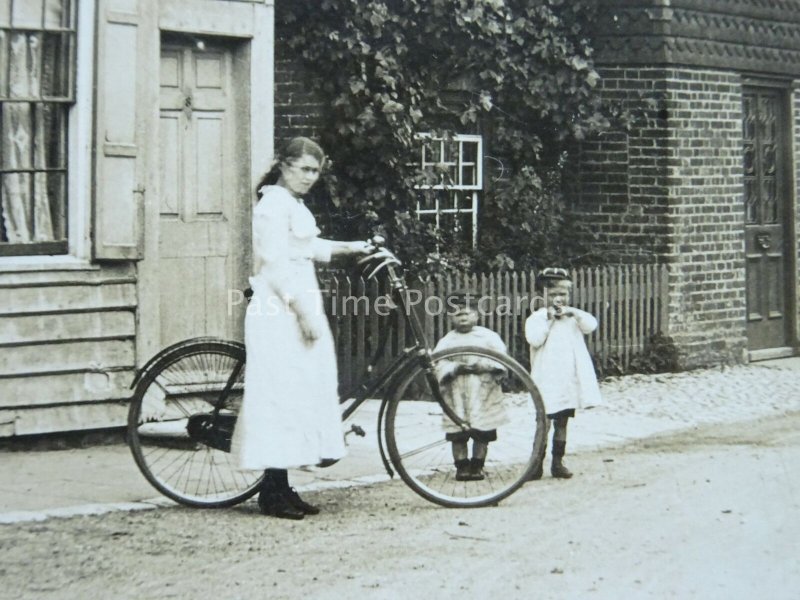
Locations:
525;268;602;479
434;291;509;482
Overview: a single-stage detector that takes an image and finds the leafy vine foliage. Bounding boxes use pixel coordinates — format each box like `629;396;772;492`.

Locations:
277;0;617;273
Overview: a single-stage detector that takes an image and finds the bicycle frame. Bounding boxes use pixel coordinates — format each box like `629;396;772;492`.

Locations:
337;260;432;422
337;258;468;478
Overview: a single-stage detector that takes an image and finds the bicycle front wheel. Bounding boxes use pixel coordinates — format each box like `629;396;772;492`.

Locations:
385;346;546;508
128;338;262;508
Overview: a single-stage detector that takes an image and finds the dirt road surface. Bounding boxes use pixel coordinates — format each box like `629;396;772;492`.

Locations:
3;412;799;600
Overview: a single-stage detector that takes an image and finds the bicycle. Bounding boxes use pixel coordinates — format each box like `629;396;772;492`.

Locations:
127;240;547;509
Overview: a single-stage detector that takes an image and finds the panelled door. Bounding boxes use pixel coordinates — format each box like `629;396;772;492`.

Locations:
156;36;248;347
742;87;793;355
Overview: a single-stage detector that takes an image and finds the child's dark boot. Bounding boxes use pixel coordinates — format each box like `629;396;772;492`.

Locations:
528;459;544;481
527;441;547;481
550;441;573;479
455;459;471;481
468;457;486;481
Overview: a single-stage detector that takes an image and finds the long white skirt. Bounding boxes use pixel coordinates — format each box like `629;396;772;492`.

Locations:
231;263;346;470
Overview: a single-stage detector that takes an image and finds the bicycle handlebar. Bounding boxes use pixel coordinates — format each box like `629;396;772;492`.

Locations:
357;234;432;352
358;235;402;281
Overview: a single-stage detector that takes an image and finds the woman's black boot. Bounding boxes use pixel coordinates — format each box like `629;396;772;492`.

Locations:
284;487;321;515
258;469;304;520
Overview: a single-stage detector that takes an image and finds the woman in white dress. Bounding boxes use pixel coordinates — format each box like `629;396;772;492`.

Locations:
231;137;373;520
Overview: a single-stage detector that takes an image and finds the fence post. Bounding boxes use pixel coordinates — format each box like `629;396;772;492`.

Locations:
644;264;653;342
425;275;436;346
634;264;643;354
659;263;670;332
355;275;366;378
341;275;354;390
510;271;519;360
623;264;632;369
585;266;595;355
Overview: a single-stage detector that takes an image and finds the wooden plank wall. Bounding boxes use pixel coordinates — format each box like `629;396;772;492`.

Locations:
0;264;137;436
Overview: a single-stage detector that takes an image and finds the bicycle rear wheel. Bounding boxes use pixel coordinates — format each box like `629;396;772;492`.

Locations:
128;338;262;508
385;346;546;508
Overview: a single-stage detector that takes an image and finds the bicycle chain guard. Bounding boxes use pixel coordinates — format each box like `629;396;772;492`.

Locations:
186;413;237;452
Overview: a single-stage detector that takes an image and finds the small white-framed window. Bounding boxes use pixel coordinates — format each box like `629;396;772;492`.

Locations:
0;0;76;257
415;133;483;248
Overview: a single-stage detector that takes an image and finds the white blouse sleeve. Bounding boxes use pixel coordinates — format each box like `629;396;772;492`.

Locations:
311;238;334;264
525;309;550;349
252;194;293;297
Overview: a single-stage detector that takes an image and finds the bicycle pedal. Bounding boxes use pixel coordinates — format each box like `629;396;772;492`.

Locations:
346;424;366;438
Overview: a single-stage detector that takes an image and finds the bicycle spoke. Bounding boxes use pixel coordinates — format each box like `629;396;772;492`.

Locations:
385;346;546;508
396;438;450;461
128;340;261;508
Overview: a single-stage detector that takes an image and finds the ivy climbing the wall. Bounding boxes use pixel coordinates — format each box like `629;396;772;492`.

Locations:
278;0;626;273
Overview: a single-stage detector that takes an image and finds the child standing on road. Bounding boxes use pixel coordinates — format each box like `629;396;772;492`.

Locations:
525;268;602;479
434;290;509;482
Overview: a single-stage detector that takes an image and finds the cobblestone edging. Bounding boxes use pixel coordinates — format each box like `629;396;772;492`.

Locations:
598;359;800;427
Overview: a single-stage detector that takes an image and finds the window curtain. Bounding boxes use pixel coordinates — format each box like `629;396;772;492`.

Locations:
0;0;68;248
1;32;55;243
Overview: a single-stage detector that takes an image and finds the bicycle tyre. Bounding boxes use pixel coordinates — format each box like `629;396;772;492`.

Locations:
128;338;262;508
384;346;546;508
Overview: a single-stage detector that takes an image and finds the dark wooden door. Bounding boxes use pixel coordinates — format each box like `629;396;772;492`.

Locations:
742;87;792;353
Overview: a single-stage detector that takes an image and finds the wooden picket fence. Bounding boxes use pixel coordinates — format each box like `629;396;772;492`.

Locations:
320;264;670;389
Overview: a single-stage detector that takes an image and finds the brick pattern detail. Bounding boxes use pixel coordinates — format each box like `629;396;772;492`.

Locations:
662;69;747;368
593;0;800;75
568;67;672;263
570;67;750;367
794;87;800;345
273;41;326;149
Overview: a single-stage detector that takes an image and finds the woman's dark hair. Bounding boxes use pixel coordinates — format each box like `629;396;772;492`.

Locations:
255;137;327;198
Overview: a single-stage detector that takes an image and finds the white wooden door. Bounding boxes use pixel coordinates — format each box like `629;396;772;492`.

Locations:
156;38;247;346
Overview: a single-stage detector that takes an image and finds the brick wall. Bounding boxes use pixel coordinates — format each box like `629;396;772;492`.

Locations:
568;67;672;263
661;69;747;368
273;40;326;148
570;67;748;367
